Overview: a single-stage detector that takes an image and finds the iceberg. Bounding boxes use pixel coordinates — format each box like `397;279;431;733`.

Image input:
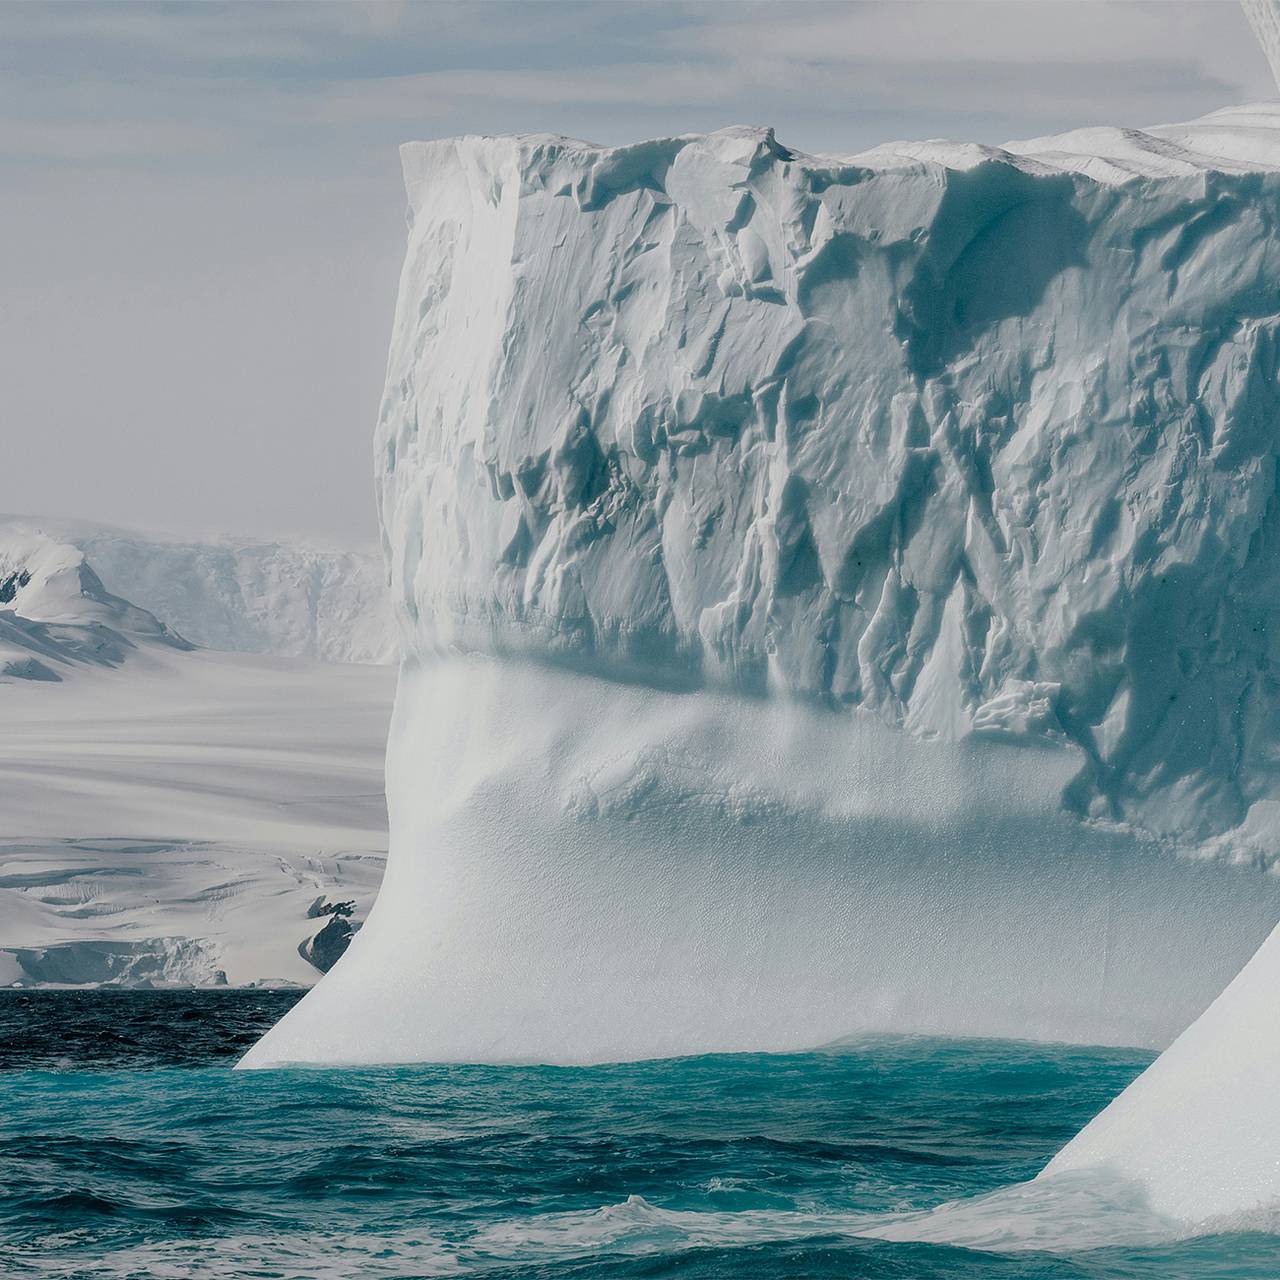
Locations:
1041;919;1280;1225
244;103;1280;1069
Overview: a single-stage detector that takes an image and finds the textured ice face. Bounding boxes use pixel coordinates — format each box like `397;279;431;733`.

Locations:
377;106;1280;854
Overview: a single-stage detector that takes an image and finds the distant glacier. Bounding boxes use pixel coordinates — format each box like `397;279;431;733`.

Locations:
0;517;393;988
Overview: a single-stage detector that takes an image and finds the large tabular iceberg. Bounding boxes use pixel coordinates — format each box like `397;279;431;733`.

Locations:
245;105;1280;1081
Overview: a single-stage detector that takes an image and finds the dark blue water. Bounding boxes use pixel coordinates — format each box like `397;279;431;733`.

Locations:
3;992;1276;1278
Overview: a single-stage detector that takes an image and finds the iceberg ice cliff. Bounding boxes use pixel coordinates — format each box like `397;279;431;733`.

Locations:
245;105;1280;1073
381;105;1280;847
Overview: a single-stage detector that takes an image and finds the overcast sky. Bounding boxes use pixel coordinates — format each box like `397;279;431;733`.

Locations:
2;1;1275;545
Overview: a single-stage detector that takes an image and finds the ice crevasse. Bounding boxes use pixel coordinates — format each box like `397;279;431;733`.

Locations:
245;102;1280;1214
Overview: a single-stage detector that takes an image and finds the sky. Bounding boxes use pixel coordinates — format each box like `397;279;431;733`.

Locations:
2;1;1276;545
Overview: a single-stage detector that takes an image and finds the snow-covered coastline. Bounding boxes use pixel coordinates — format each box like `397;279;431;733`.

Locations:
0;520;395;987
0;644;393;987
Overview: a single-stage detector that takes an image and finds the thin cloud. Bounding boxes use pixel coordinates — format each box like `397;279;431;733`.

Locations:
2;0;1276;544
1;0;1271;172
0;117;229;162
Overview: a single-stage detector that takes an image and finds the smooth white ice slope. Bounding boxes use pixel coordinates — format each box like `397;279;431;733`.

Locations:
0;643;393;985
246;656;1280;1065
247;104;1280;1067
1041;918;1280;1224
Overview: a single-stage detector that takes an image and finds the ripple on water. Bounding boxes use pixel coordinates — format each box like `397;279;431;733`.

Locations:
3;992;1279;1279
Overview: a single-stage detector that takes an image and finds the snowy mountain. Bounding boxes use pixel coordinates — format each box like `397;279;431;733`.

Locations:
0;516;395;665
0;529;190;682
251;103;1280;1071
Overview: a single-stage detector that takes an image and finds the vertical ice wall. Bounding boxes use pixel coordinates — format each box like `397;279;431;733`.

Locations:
373;120;1280;849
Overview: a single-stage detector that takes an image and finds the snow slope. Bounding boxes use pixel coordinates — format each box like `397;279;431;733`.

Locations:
1041;916;1280;1225
248;102;1280;1070
0;523;395;986
0;516;395;664
0;644;393;986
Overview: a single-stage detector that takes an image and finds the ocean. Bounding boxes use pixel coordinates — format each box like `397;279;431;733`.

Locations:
3;990;1275;1278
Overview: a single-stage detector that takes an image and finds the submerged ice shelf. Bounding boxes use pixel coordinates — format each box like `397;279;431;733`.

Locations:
249;97;1280;1156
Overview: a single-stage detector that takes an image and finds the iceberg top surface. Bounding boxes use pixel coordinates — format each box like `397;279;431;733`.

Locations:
400;102;1280;191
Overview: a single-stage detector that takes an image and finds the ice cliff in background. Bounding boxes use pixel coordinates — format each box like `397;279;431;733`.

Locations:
247;101;1280;1147
0;516;394;666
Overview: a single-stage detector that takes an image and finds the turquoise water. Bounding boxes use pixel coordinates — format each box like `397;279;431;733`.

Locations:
3;992;1277;1278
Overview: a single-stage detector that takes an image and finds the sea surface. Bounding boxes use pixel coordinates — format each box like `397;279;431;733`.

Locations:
3;990;1277;1279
